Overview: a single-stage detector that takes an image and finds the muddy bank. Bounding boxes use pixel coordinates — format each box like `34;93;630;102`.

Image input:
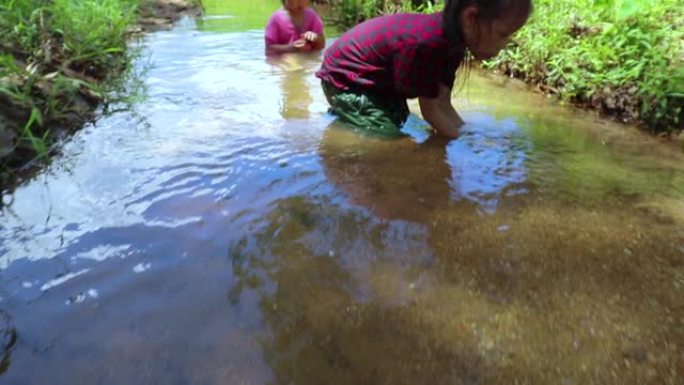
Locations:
133;0;203;33
0;0;201;190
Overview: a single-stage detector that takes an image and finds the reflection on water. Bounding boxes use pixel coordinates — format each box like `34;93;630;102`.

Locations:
269;53;320;120
446;115;530;213
1;2;683;384
319;125;453;221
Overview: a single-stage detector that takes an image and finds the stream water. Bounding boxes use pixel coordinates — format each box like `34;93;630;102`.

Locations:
1;1;683;384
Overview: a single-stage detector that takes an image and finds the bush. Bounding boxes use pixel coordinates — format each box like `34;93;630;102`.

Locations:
485;0;683;133
50;0;139;71
330;0;439;27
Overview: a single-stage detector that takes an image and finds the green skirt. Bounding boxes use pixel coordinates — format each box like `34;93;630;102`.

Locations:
321;81;409;137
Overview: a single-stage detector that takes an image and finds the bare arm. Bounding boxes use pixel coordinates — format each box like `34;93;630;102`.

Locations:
437;84;463;125
418;84;464;138
266;41;299;53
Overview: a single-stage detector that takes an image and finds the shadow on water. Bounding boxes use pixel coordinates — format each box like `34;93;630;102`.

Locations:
267;53;319;120
1;1;683;384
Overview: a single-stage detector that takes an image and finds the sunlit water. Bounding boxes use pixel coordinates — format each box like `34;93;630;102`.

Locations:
1;2;683;384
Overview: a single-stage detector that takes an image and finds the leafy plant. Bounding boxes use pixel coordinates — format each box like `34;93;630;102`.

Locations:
485;0;683;132
0;0;145;178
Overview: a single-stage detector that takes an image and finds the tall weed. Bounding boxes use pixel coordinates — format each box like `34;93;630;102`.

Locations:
50;0;139;72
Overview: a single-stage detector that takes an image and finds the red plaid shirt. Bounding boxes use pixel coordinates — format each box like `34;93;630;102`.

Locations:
316;12;463;99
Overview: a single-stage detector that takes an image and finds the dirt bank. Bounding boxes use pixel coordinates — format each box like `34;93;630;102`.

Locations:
0;0;202;191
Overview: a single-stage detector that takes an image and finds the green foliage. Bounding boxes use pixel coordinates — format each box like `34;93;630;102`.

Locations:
21;107;49;159
50;0;138;65
593;0;645;20
0;0;145;177
331;0;440;27
333;0;378;27
0;0;44;53
485;0;683;133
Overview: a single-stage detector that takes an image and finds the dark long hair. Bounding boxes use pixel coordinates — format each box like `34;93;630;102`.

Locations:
442;0;532;92
442;0;533;49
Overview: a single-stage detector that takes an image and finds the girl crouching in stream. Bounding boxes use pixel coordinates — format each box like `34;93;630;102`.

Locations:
316;0;532;137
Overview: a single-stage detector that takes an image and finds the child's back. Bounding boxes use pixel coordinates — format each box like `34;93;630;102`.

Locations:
317;13;462;101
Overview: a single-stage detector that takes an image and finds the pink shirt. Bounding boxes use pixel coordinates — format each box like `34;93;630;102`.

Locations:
265;8;324;48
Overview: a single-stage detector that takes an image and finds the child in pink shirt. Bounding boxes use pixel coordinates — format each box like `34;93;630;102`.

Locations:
265;0;325;54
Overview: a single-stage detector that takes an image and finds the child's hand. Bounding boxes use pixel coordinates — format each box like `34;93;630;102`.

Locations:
301;31;319;42
291;38;309;52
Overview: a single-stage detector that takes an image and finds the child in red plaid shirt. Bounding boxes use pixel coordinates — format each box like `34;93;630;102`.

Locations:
316;0;532;137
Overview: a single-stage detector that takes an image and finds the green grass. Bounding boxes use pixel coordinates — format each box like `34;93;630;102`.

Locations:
329;0;438;27
485;0;683;134
0;0;150;182
51;0;138;68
